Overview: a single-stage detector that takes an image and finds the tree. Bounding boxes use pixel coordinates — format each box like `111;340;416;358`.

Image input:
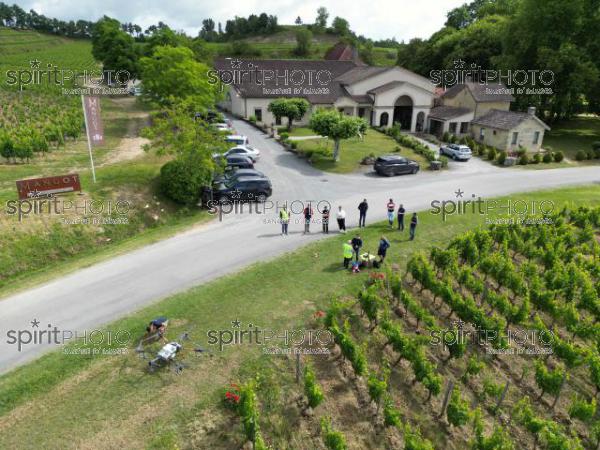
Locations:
315;7;329;29
331;17;350;36
295;16;302;25
309;109;367;161
267;98;310;131
294;27;312;56
360;40;374;65
91;16;139;78
140;46;220;108
143;104;226;205
200;18;218;42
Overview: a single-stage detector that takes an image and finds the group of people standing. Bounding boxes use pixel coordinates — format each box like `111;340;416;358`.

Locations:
277;198;418;240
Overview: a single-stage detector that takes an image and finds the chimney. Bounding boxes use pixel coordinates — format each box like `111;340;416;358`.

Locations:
527;106;536;116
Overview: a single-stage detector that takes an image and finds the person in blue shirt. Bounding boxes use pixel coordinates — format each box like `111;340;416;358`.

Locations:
377;236;391;262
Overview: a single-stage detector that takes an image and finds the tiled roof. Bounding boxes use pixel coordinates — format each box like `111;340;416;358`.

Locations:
324;42;362;63
470;109;550;130
428;106;473;120
334;66;390;85
367;81;404;94
213;58;357;103
442;82;514;102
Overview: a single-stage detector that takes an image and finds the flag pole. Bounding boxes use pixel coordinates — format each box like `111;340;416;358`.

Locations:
81;94;97;183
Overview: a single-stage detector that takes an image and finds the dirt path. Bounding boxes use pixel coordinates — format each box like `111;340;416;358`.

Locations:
102;97;150;166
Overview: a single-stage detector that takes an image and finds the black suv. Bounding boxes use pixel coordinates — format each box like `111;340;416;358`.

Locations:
214;176;273;202
213;168;266;184
374;155;420;176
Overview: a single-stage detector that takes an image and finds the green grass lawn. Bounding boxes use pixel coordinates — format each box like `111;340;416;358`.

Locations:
293;128;429;173
287;126;318;137
0;184;598;448
544;115;600;160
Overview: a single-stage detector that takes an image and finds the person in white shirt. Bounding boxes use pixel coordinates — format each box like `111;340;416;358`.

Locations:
336;206;346;233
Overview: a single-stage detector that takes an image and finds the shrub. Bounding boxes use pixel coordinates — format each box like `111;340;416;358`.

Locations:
228;40;261;57
279;132;289;141
497;151;507;165
321;417;347;450
449;134;457;144
486;147;497;161
575;150;586;161
383;396;402;427
442;131;450;142
543;153;553;163
248;115;257;123
586;149;594;160
553;151;564;162
518;154;530;165
290;141;297;150
594;148;600;158
516;146;527;157
532;153;541;164
160;155;210;206
569;395;597;422
447;387;470;427
439;155;449;168
394;145;402;152
238;383;262;444
477;144;486;157
304;365;324;408
592;141;600;151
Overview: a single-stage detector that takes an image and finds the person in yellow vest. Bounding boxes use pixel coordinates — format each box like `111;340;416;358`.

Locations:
279;206;289;235
343;240;353;269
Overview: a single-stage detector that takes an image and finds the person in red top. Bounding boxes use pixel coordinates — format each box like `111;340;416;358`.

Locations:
386;198;396;228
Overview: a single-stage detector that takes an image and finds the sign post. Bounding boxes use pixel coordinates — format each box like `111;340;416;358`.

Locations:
16;174;82;200
81;95;105;183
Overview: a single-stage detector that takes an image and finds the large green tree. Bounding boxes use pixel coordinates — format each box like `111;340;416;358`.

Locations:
294;27;313;56
309;109;367;161
143;104;227;205
139;46;220;108
267;98;310;131
91;16;139;78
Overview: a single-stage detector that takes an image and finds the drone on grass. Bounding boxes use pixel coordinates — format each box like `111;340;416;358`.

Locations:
134;317;212;374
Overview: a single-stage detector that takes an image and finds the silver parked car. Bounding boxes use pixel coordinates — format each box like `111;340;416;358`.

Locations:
440;143;472;161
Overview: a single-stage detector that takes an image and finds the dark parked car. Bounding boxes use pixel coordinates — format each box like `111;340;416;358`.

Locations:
374;155;420;176
214;154;254;170
214;176;273;202
213;168;266;184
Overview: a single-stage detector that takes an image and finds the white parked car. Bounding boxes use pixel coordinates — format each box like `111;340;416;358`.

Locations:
225;145;261;161
214;123;230;132
225;135;249;146
440;143;472;161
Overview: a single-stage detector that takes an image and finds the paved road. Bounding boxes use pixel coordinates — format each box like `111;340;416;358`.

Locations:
0;117;598;373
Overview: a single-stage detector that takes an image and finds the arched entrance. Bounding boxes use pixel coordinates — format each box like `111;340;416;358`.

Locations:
416;112;425;132
393;95;413;130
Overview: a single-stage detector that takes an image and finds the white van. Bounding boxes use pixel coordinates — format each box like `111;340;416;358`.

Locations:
225;135;249;146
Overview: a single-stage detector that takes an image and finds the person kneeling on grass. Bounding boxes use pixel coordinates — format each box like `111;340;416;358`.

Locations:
377;236;391;263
